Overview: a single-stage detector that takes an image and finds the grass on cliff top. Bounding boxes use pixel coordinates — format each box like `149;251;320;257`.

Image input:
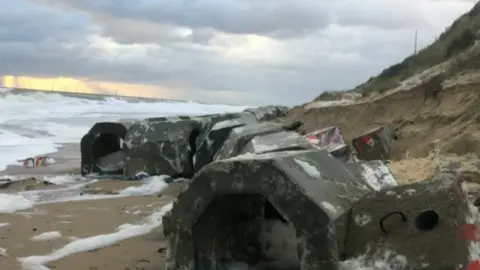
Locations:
315;2;480;101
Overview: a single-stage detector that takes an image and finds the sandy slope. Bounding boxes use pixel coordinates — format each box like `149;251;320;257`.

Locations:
285;45;480;184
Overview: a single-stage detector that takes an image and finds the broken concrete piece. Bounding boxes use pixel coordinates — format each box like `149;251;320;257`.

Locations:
193;114;258;172
163;149;374;269
345;172;470;269
345;160;398;191
304;126;351;162
244;105;290;122
80;121;133;176
241;130;314;155
123;117;206;178
213;122;286;160
352;125;395;161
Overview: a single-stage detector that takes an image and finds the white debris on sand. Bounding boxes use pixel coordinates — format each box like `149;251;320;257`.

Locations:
19;203;173;270
0;247;7;257
0;222;10;228
43;174;87;185
31;231;62;242
0;193;34;213
119;175;169;196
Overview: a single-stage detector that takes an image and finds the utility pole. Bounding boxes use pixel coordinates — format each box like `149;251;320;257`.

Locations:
414;30;418;55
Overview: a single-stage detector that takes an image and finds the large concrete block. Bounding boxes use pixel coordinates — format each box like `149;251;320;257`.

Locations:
345;173;471;269
123;116;207;178
345;160;399;191
193;113;246;149
193;114;258;172
244;105;290;122
213;122;286;161
163;149;375;269
241;131;314;155
80;121;133;176
352;125;396;161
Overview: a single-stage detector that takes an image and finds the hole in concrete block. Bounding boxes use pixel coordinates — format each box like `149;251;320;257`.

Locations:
92;133;123;169
192;194;300;269
264;200;287;223
414;210;439;231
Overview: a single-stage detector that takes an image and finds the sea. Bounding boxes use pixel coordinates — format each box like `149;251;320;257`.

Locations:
0;87;247;171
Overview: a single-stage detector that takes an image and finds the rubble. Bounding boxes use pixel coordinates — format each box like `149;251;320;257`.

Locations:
73;106;480;269
305;126;351;162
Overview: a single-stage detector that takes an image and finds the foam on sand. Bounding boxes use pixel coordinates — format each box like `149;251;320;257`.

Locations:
0;193;34;213
19;203;173;270
118;175;169;196
31;231;62;242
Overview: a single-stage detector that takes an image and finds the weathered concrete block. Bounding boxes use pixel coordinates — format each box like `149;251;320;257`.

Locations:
193;113;247;149
213;122;286;161
345;173;470;269
80;121;133;176
345;160;398;191
241;131;314;155
163;149;375;269
193;114;258;172
123;117;207;178
352;125;395;161
244;105;290;122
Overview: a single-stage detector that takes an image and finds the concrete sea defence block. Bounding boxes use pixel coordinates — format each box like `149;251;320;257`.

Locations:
123;116;208;178
345;172;471;269
244;105;290;122
345;160;399;191
240;130;314;155
80;121;133;176
163;149;375;270
352;124;396;161
193;113;258;172
213;122;288;161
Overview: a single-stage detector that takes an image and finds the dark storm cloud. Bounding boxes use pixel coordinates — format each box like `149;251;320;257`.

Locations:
0;0;476;105
32;0;332;38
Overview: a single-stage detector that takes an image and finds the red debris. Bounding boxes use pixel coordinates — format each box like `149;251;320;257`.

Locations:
466;224;479;241
466;260;480;270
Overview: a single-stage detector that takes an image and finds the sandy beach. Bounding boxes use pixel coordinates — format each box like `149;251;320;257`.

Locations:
0;145;183;270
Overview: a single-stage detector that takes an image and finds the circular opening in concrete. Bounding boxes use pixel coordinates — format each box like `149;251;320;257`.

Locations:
92;133;123;170
414;210;439;231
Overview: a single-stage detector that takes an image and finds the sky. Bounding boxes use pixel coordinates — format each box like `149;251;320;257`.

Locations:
0;0;477;106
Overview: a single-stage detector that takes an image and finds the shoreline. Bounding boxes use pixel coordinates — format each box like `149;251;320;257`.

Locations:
0;143;80;178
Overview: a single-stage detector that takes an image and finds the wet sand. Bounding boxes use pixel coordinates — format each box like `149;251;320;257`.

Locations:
0;181;184;269
0;144;180;270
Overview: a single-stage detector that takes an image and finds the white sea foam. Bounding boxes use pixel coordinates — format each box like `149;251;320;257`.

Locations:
0;90;246;171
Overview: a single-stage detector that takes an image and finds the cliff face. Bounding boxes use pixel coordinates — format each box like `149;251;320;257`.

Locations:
289;1;480;163
287;40;480;184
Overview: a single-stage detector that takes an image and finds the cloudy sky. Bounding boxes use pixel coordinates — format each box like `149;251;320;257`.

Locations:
0;0;476;105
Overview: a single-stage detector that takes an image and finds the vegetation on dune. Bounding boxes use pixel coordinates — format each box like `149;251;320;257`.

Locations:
315;2;480;101
356;2;480;95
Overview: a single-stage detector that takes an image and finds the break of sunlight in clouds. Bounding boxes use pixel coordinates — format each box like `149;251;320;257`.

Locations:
1;75;176;98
